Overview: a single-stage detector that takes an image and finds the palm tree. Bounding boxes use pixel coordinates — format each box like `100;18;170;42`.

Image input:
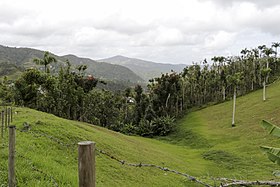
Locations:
258;45;266;58
227;72;243;127
262;47;275;68
33;51;57;73
261;68;271;101
272;42;280;57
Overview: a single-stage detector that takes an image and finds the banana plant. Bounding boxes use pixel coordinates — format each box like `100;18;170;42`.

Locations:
260;120;280;165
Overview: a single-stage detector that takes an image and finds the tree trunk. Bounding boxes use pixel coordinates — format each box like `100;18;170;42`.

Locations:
182;85;185;110
251;80;254;91
176;96;179;116
267;61;269;69
232;86;236;127
165;93;171;109
263;80;266;101
222;86;226;101
125;99;128;121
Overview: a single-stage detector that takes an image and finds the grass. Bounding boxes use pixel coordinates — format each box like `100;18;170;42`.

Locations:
1;81;280;186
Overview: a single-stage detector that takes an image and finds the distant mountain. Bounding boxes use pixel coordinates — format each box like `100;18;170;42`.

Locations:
0;45;144;83
61;54;144;83
97;55;186;82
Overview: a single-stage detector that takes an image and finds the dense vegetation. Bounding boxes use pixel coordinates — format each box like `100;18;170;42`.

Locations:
1;43;280;137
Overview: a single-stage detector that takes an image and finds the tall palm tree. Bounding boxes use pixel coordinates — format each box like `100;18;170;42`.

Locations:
272;42;280;57
262;47;275;68
261;68;271;101
227;72;243;127
258;45;266;58
33;51;57;73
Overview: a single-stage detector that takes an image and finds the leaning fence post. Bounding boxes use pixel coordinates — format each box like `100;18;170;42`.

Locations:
78;141;96;187
9;125;16;187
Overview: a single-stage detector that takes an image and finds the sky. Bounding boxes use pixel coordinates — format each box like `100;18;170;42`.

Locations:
0;0;280;64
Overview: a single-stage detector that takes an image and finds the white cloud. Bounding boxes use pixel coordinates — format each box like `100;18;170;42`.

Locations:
0;0;280;64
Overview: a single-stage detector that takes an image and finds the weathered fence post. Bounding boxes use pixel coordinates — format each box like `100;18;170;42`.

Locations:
7;108;10;127
78;141;96;187
5;107;7;128
1;110;4;138
10;107;13;123
9;125;16;187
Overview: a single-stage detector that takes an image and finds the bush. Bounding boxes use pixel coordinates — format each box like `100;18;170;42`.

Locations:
151;116;175;136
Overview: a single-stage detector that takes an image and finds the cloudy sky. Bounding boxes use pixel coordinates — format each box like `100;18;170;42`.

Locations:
0;0;280;64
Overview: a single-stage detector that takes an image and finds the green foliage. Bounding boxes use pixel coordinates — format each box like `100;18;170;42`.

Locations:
0;76;14;104
150;116;175;136
226;72;244;87
33;51;57;73
260;146;280;165
261;68;272;78
261;120;280;137
260;120;280;165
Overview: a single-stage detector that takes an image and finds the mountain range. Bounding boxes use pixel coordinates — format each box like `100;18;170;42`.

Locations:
0;45;187;85
0;45;143;83
98;55;186;81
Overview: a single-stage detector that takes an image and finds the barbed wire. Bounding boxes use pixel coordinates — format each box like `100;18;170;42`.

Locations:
95;148;212;187
17;153;59;187
18;128;213;187
2;125;280;186
216;177;280;187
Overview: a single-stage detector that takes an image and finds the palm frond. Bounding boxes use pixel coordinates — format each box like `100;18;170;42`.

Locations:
261;120;280;137
260;146;280;165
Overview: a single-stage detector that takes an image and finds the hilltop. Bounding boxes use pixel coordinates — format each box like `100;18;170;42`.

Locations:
98;55;186;82
1;80;280;186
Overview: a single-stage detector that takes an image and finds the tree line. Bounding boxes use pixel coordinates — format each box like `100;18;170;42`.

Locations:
0;42;280;136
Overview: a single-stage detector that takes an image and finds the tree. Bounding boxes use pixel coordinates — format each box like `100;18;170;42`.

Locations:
262;47;275;68
272;42;280;57
33;51;57;73
227;72;243;127
261;68;271;101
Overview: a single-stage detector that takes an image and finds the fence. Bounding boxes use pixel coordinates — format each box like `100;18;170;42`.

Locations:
1;106;280;187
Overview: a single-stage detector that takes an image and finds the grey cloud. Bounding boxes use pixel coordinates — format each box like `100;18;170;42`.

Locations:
198;0;280;8
92;14;154;35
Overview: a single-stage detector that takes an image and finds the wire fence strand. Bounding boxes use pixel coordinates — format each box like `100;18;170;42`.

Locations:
2;122;280;187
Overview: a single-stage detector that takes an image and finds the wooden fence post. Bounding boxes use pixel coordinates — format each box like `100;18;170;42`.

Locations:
1;111;4;138
78;141;95;187
11;107;13;123
7;108;10;127
9;125;16;187
5;107;7;128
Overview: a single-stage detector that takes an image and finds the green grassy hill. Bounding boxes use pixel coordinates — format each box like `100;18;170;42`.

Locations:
1;81;280;186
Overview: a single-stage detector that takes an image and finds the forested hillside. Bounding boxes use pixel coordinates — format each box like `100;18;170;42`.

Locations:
98;55;186;82
0;45;144;83
1;43;280;137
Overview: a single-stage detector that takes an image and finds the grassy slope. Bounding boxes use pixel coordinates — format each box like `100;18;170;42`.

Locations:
1;81;280;186
160;81;280;182
0;108;207;186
